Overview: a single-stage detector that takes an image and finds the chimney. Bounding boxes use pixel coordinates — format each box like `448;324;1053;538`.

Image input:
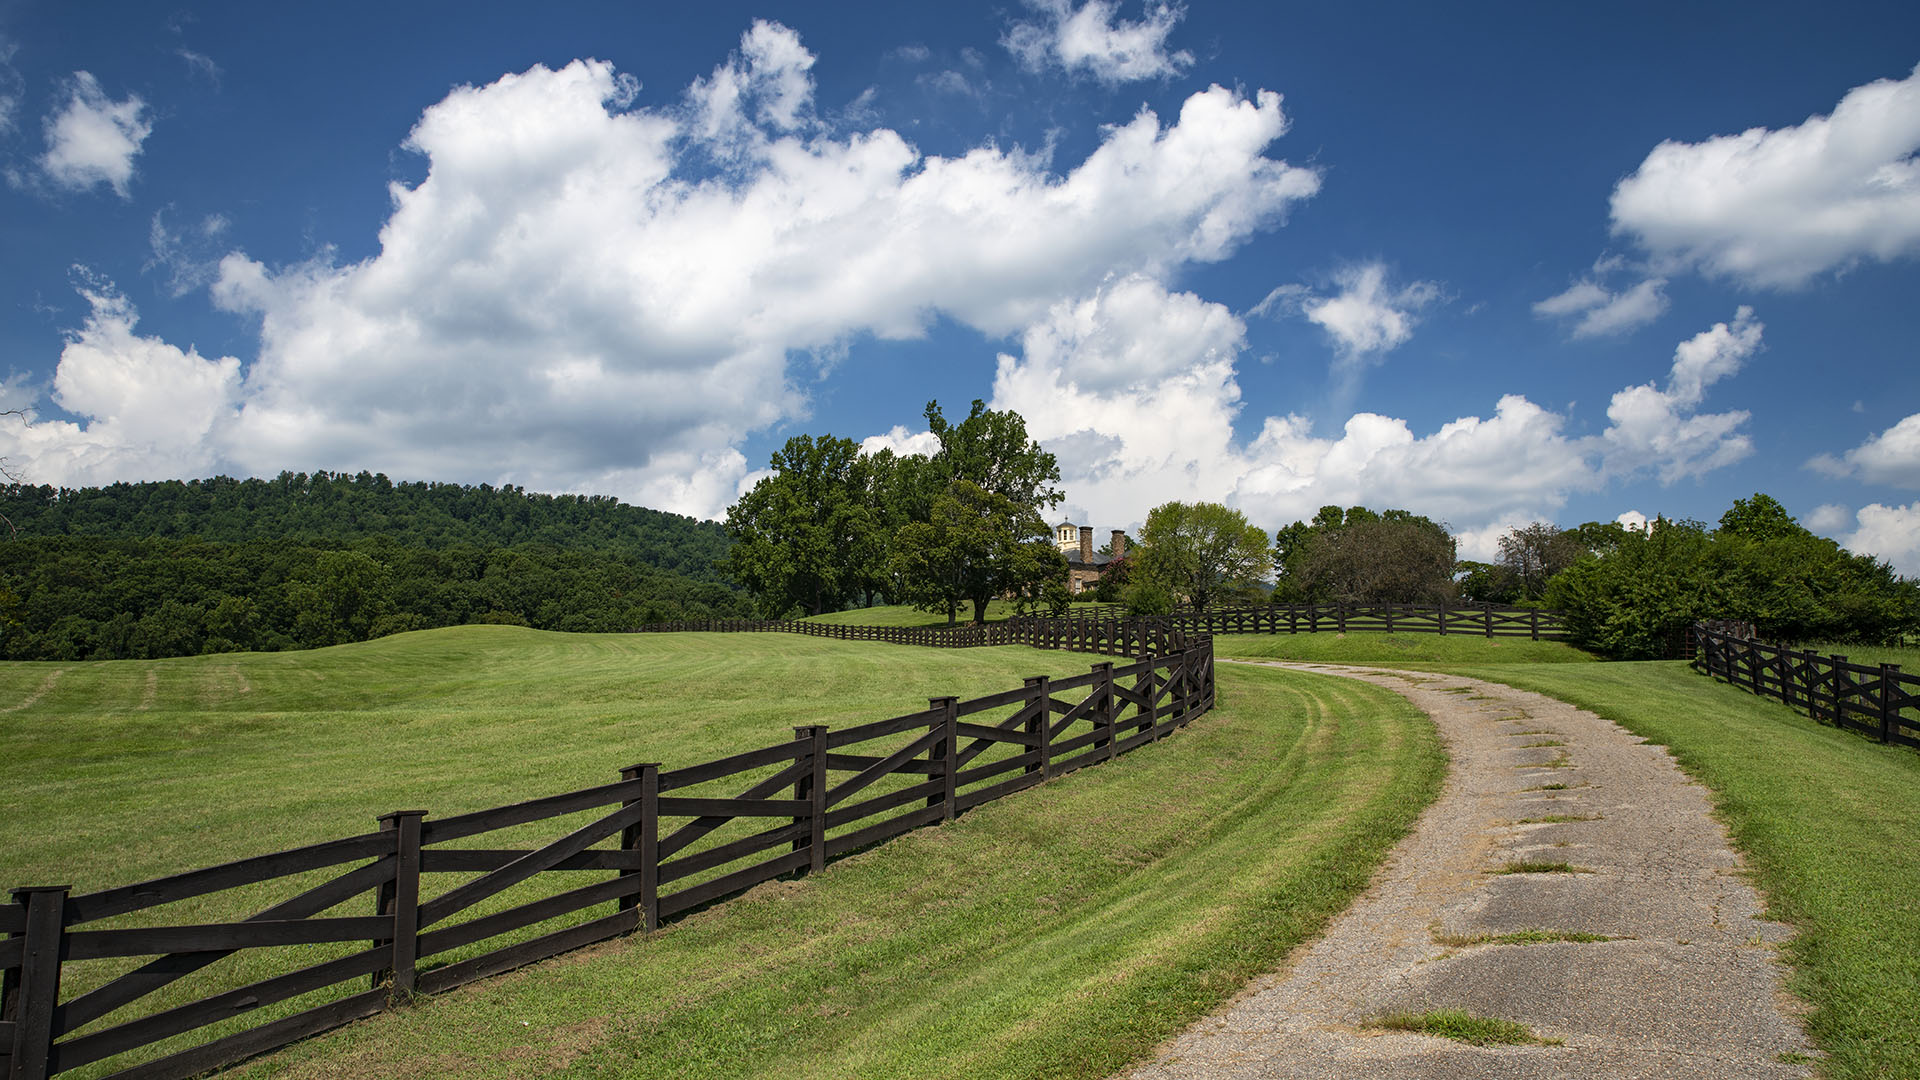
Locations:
1079;526;1093;566
1111;530;1126;559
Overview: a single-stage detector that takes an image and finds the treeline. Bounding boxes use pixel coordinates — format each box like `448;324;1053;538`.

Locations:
0;472;752;661
0;536;751;661
1137;494;1916;660
1544;495;1917;658
0;472;731;581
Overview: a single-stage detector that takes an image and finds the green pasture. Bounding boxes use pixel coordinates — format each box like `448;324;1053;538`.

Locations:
1793;642;1920;668
1211;630;1595;666
0;626;1444;1079
0;625;1110;893
0;627;1126;1077
234;659;1442;1080
1460;661;1920;1080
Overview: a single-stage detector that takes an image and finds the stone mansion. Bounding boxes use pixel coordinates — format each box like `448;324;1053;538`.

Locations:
1054;521;1127;594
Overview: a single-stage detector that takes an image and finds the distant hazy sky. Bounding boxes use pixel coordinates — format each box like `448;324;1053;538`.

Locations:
3;1;1918;567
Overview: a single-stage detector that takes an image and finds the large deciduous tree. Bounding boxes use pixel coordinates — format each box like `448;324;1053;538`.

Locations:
889;401;1065;624
887;480;1064;625
1273;505;1456;604
1496;522;1583;601
723;435;887;617
1137;501;1269;608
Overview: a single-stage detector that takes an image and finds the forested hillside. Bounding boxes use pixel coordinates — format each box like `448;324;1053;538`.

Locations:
0;472;730;578
0;473;751;660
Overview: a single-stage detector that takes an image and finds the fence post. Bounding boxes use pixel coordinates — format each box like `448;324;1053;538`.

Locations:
1023;677;1051;778
1831;656;1851;728
1880;665;1900;744
1141;656;1159;740
1802;649;1823;724
1092;661;1117;762
1437;604;1447;635
791;727;829;873
1529;609;1540;641
618;763;660;930
928;697;958;822
1483;602;1493;638
8;886;68;1080
372;810;426;1003
1337;604;1347;634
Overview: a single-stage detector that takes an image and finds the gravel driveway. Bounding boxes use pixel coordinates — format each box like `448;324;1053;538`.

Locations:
1117;662;1815;1080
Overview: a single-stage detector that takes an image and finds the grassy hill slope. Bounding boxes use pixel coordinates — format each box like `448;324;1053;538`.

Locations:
233;659;1443;1080
0;625;1105;892
1;626;1445;1080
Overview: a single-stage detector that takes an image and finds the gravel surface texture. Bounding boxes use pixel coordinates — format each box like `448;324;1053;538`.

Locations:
1117;662;1815;1080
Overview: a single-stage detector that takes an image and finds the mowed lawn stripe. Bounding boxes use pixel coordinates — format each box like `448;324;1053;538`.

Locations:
233;663;1442;1080
0;626;1110;893
2;627;1134;1078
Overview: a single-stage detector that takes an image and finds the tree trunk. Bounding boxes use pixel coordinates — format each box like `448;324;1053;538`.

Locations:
972;596;988;625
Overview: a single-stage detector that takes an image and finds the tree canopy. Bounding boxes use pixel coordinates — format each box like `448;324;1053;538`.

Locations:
723;436;890;617
1137;502;1269;608
1272;505;1456;604
721;401;1065;624
1547;494;1918;658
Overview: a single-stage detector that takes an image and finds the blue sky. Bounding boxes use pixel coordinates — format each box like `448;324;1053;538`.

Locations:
3;1;1918;568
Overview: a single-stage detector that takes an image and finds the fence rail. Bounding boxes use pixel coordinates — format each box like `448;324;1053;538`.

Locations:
640;602;1569;643
1149;602;1565;640
1;624;1212;1080
1692;623;1918;751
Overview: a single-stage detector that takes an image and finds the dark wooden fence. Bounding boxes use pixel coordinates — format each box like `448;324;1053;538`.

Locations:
635;613;1194;653
1692;623;1918;751
1150;602;1565;640
0;628;1211;1080
640;603;1568;643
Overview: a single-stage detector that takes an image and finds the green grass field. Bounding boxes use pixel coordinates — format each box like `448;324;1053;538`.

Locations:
1;626;1443;1079
1794;642;1920;668
15;622;1908;1077
1;627;1135;1077
232;659;1441;1080
0;625;1115;893
1212;631;1595;666
1458;661;1920;1080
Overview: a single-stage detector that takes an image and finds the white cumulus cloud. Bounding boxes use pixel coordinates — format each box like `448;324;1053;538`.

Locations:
1811;501;1920;576
1003;0;1194;85
1808;412;1920;488
859;426;941;458
33;71;152;197
991;275;1250;523
1533;275;1668;338
1234;396;1599;532
1;281;239;485
1293;263;1441;363
2;24;1318;518
1610;62;1920;287
990;284;1756;544
1598;307;1761;483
